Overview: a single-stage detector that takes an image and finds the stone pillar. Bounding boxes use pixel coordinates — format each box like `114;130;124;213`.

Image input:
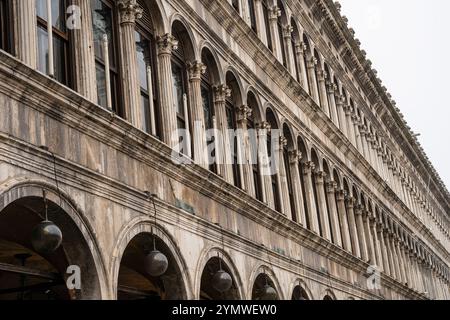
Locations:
326;181;342;247
257;122;273;207
354;206;368;262
277;136;289;216
378;225;390;275
118;0;143;128
187;61;208;168
384;231;396;279
394;237;406;285
336;190;351;252
352;114;363;154
389;234;401;281
303;162;320;235
282;25;296;76
336;95;348;137
326;82;339;126
316;68;330;117
253;0;267;46
14;0;38;68
289;151;306;225
237;104;256;196
268;6;282;61
360;127;370;159
72;0;97;102
156;34;179;148
344;104;356;146
306;57;320;105
363;211;376;265
213;85;233;182
371;218;383;271
294;42;309;92
346;197;361;258
315;171;332;241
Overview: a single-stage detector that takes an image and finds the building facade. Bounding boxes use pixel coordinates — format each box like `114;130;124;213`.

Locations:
0;0;449;300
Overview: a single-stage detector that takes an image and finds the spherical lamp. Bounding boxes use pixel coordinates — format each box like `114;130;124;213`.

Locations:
260;284;278;300
144;250;169;277
31;220;63;254
212;270;233;293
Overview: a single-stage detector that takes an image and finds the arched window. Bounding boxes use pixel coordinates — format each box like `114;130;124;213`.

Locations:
261;0;272;51
283;124;296;222
291;19;300;81
277;0;287;67
248;0;257;32
36;0;71;86
302;34;312;94
314;49;322;106
247;92;263;201
266;109;281;212
298;137;310;228
0;0;12;53
91;0;120;113
135;1;159;137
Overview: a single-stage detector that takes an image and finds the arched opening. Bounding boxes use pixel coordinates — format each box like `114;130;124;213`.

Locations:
311;148;322;236
277;0;288;67
298;136;309;229
0;0;13;53
248;0;258;33
291;285;310;300
324;64;333;117
323;294;334;300
261;0;272;51
247;91;263;201
290;18;301;81
283;123;296;222
313;49;322;107
117;232;186;300
0;194;101;300
199;256;240;300
266;108;282;212
302;34;312;94
251;273;279;300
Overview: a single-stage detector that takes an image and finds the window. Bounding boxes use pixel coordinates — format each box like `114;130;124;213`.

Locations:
277;2;287;67
0;0;12;53
226;99;241;188
135;26;158;136
247;114;262;201
201;72;216;173
283;143;296;222
91;0;119;112
261;0;272;51
267;128;281;212
248;0;257;32
36;0;70;86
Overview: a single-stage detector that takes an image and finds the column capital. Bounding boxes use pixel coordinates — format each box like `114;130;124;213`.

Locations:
187;61;207;81
306;56;318;69
283;25;294;39
345;196;356;208
268;6;281;21
256;121;271;133
237;105;253;124
336;189;347;201
279;136;288;149
295;42;307;55
118;0;143;25
326;82;337;94
314;170;326;184
156;34;179;56
316;68;326;82
303;161;316;174
213;84;231;103
289;150;302;164
326;181;338;194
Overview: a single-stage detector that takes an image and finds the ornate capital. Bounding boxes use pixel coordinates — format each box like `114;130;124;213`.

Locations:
289;150;302;164
282;25;293;38
279;136;288;149
326;181;337;194
268;6;281;21
237;105;253;124
303;161;316;175
345;196;356;208
256;121;271;135
156;34;179;55
213;84;231;103
307;57;317;69
295;42;307;55
118;0;143;25
336;189;347;201
187;61;207;81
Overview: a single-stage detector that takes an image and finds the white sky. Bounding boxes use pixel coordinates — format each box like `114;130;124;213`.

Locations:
338;0;450;190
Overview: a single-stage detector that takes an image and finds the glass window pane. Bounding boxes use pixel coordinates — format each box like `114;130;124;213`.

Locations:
95;63;107;108
91;0;114;65
135;31;148;90
171;62;184;118
36;0;66;31
141;95;150;133
37;26;49;75
53;35;66;84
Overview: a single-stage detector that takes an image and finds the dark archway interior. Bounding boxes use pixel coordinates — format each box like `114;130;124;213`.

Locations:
0;196;100;300
117;232;186;300
251;273;279;300
292;285;310;300
323;294;334;300
199;256;240;300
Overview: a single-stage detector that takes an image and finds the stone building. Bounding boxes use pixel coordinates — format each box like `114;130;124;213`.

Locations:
0;0;448;300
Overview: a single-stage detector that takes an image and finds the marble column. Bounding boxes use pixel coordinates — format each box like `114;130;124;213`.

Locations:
187;61;208;168
346;197;361;258
306;57;320;105
363;211;376;265
289;151;306;225
336;95;348;136
326;181;342;247
384;231;396;279
282;25;296;76
394;237;407;285
72;0;97;102
253;0;267;46
378;225;391;275
237;104;256;196
344;104;356;146
213;85;233;183
257;122;273;207
294;42;309;92
355;206;368;262
336;190;352;252
371;218;383;271
316;68;330;117
315;171;332;241
268;6;282;61
156;34;179;148
277;136;289;216
14;0;38;68
326;83;339;126
389;234;401;281
303;162;320;235
118;0;143;128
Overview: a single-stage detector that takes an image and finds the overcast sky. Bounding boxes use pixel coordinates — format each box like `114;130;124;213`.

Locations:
338;0;450;190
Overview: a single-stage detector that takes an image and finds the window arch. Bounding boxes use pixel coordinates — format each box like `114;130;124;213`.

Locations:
36;0;72;86
0;0;12;53
231;0;240;13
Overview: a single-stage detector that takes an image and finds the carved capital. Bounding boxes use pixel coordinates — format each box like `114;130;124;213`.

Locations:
118;0;143;25
326;181;338;194
303;161;316;175
282;25;293;39
237;105;253;124
289;150;302;164
187;61;207;81
213;84;231;103
268;6;281;21
256;121;271;135
156;34;179;55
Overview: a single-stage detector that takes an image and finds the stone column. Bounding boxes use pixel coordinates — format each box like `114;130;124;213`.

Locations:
315;171;332;241
336;95;348;136
282;25;296;76
14;0;38;68
326;82;339;126
378;225;390;275
237;104;256;196
187;61;208;168
118;0;143;128
352;114;363;154
268;6;282;61
326;181;342;247
316;68;330;117
354;206;368;262
346;197;361;258
277;136;289;216
72;0;97;102
363;211;376;265
156;34;179;148
394;237;407;285
294;42;309;92
344;104;356;146
253;0;267;46
371;218;383;271
360;127;370;159
306;57;320;105
257;122;273;207
336;190;352;252
303;162;320;235
213;85;233;182
384;231;396;279
289;151;306;225
389;234;401;281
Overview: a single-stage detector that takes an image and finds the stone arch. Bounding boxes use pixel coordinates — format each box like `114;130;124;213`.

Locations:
282;122;295;151
248;264;284;300
225;69;244;108
310;147;321;170
333;168;343;189
195;246;244;300
199;42;224;84
297;135;311;162
110;217;191;300
352;185;360;204
322;158;332;182
0;177;107;299
170;14;198;62
246;87;264;123
290;278;313;300
137;0;169;35
322;289;337;300
265;104;281;129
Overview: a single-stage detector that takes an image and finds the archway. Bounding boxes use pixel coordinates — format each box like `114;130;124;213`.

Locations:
199;256;241;300
291;285;310;300
251;273;279;300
